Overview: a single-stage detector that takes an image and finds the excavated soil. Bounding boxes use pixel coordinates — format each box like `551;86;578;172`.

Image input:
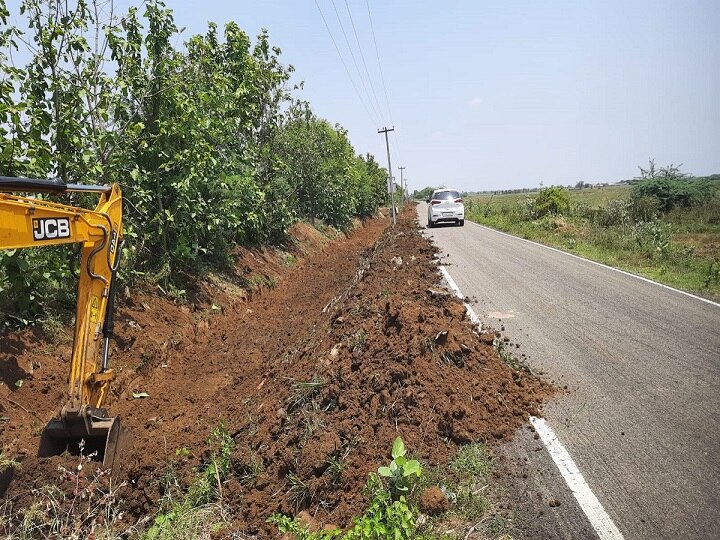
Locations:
1;205;554;536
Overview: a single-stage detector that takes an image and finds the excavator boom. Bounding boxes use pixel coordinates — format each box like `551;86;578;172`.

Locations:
0;176;126;468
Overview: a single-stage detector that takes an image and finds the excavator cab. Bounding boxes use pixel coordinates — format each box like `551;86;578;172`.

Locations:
0;176;127;469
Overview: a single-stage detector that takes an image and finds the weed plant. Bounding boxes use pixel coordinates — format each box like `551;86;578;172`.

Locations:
143;423;234;540
1;443;128;540
269;438;509;540
287;377;326;412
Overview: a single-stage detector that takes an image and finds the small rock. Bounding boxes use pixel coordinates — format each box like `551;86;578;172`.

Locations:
549;498;561;507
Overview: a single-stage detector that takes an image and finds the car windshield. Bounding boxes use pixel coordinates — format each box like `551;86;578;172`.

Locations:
433;191;460;200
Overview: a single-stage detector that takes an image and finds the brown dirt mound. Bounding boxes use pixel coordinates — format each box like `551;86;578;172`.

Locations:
1;205;553;537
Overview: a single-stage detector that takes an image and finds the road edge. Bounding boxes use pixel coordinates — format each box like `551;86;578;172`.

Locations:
438;263;626;540
466;220;720;309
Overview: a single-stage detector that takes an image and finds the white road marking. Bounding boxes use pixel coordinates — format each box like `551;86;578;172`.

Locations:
467;221;720;309
438;263;625;540
487;311;517;319
438;266;464;299
439;265;482;329
531;417;625;540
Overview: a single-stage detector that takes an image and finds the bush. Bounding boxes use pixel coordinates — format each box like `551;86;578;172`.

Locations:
630;161;719;213
600;199;632;227
533;186;571;217
516;198;536;220
633;220;672;258
0;247;75;327
630;195;661;223
701;190;720;225
631;178;696;212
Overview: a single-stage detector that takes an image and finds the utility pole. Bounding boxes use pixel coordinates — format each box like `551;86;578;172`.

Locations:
378;126;395;226
399;166;406;203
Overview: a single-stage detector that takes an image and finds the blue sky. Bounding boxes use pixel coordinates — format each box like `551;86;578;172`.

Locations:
6;1;720;192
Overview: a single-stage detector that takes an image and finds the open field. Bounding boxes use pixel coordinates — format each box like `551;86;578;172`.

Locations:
465;184;720;301
473;184;631;206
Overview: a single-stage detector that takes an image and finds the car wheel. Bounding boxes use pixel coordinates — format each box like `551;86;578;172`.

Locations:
458;219;464;226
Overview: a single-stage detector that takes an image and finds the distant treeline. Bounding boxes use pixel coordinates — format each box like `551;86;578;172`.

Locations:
414;170;720;198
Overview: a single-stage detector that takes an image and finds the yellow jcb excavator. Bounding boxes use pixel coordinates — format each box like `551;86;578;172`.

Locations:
0;176;126;469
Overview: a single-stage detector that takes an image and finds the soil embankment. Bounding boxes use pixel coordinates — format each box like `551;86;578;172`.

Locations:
1;205;553;536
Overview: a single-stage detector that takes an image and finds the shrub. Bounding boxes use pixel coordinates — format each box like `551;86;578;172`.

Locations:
633;220;672;257
533;186;571;217
630;195;661;223
516;198;536;220
631;177;695;212
630;161;719;213
600;199;632;227
701;190;720;225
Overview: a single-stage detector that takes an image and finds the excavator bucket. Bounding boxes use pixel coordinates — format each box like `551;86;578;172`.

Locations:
38;414;127;470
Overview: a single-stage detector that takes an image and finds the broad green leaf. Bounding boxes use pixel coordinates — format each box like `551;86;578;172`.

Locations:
402;460;421;477
391;436;406;459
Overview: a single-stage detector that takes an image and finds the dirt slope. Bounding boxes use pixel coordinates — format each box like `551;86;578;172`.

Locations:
1;205;553;536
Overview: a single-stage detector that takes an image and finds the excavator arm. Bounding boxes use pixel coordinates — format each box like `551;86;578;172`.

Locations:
0;176;126;467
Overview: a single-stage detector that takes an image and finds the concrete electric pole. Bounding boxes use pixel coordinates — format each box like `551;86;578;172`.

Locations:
378;126;396;226
399;166;406;202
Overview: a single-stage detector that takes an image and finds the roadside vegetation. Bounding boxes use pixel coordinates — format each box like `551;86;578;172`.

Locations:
464;162;720;300
2;435;510;539
0;0;390;328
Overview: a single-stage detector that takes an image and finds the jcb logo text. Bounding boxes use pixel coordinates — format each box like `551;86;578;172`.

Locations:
32;218;71;241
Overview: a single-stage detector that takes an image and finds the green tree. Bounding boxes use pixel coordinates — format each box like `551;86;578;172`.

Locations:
631;160;699;212
0;0;386;325
414;187;435;201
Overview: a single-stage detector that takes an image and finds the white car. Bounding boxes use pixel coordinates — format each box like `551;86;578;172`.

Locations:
427;188;464;227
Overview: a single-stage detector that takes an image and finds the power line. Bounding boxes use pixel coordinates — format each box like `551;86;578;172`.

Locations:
344;0;385;125
365;0;393;125
365;0;404;173
313;0;378;127
329;0;383;125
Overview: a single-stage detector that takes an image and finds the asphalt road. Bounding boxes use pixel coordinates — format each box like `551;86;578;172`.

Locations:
418;203;720;540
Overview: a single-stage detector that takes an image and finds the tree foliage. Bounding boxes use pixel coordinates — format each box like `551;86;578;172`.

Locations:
413;187;435;201
0;0;388;326
631;160;717;213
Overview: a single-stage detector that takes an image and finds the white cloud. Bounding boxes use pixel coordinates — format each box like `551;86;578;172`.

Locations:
470;96;483;106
